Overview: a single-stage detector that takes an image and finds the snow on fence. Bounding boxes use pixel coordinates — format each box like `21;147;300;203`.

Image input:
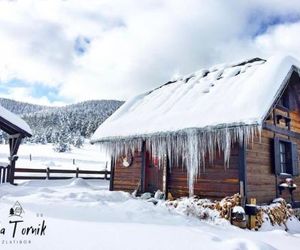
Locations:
23;153;108;170
13;167;111;181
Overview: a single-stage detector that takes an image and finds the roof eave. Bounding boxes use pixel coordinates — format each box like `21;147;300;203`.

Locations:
0;116;32;138
91;121;262;144
260;64;300;123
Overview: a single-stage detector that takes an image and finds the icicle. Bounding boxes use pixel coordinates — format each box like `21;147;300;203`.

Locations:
97;123;262;197
186;129;199;196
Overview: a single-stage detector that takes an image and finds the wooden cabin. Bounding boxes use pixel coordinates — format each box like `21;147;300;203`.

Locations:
0;104;32;184
92;55;300;206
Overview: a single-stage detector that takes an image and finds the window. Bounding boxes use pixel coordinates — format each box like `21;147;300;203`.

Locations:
279;141;291;173
274;138;299;176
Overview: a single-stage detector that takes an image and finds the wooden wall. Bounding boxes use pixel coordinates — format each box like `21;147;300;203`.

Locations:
168;146;240;200
246;107;300;204
113;151;142;193
289;111;300;202
112;146;240;200
246;130;276;204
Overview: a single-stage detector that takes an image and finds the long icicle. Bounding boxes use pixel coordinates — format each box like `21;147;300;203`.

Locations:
98;124;262;196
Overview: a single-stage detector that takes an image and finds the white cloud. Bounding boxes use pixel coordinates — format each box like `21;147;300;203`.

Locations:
254;22;300;58
0;86;65;106
1;0;300;104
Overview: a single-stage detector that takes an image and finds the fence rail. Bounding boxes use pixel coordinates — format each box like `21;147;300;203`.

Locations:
1;165;110;183
13;167;110;181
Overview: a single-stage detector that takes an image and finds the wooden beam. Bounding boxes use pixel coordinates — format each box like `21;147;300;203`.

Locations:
8;133;22;139
0;116;31;137
276;105;290;113
8;134;23;184
9;134;22;157
109;156;115;191
262;66;298;122
263;123;300;139
165;155;170;199
140;141;146;193
0;167;2;184
238;140;247;204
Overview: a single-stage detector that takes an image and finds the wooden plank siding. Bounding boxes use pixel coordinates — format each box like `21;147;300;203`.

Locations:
113;151;142;193
112;146;240;200
246;107;300;204
168;146;240;200
246;130;276;204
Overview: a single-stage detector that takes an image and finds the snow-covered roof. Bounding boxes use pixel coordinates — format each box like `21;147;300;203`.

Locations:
91;55;300;143
0;104;32;136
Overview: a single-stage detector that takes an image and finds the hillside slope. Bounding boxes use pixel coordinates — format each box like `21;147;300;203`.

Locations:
0;98;124;146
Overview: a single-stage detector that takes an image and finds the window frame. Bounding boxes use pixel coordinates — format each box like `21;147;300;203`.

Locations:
279;141;291;174
274;137;299;176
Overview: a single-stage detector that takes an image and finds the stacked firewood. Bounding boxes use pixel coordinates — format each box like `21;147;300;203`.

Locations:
255;199;293;229
165;193;242;221
255;209;264;229
214;193;241;219
165;194;296;230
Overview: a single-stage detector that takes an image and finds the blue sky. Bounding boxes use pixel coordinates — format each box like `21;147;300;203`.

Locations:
1;0;300;106
251;13;300;37
4;79;61;101
0;79;67;106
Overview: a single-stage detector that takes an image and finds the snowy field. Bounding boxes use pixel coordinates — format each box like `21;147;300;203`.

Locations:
0;179;300;250
0;143;108;171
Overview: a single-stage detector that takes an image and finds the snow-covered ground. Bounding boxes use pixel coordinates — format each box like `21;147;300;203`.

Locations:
0;143;299;249
0;143;108;171
0;179;300;250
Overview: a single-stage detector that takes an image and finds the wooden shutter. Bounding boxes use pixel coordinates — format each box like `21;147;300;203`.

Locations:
273;137;281;175
291;142;299;176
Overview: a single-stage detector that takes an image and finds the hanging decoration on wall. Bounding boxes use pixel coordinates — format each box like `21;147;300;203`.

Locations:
122;152;133;167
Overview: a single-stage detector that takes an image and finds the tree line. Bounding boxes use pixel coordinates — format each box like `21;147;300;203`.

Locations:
0;98;123;152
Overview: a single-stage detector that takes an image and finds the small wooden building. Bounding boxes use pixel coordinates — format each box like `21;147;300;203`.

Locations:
0;104;32;184
92;55;300;205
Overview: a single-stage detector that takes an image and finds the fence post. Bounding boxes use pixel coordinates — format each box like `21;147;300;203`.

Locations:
46;167;50;180
104;162;108;180
30;154;32;161
2;167;8;183
73;159;75;165
6;167;10;183
76;167;79;178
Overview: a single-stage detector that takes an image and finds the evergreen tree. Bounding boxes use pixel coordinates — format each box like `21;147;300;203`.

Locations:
0;98;124;149
53;126;71;152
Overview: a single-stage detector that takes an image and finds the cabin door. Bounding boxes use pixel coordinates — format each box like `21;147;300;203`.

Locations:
145;152;164;193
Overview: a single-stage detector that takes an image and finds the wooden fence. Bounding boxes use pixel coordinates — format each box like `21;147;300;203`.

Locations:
0;166;10;184
0;166;110;183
